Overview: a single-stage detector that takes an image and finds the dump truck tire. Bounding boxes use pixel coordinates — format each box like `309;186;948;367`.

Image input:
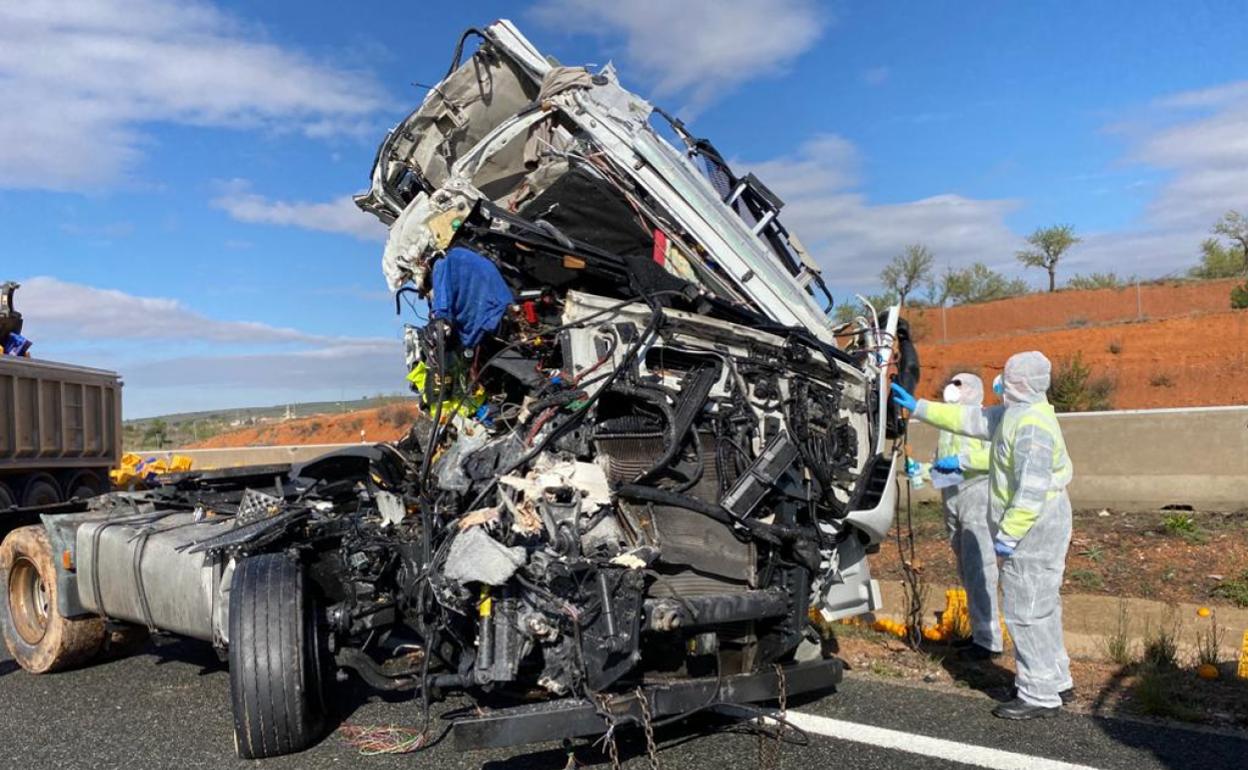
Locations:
20;476;60;508
0;525;106;673
0;482;14;511
63;471;104;502
229;553;325;759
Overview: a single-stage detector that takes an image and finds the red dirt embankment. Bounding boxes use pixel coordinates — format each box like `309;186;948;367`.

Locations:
909;278;1247;409
192;403;418;448
908;278;1240;343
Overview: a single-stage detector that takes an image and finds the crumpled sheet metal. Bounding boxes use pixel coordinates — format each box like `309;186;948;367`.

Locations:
443;526;527;586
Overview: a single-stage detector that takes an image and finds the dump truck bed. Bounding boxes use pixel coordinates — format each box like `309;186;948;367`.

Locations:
0;357;122;504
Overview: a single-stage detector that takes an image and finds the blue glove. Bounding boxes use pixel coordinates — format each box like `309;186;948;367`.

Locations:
933;456;961;473
994;539;1016;559
890;382;917;411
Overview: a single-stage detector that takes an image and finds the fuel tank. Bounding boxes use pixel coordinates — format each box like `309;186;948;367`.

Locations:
76;511;231;642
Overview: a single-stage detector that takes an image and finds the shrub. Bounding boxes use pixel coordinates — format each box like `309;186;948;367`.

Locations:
1149;373;1175;388
1141;616;1180;670
1162;512;1197;537
1232;282;1248;309
1048;352;1114;412
1107;340;1122;355
1067;272;1124;290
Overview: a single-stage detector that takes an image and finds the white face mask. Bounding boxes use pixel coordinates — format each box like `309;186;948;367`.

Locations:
943;383;961;403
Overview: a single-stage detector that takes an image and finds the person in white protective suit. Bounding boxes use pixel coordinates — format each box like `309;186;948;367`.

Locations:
892;351;1074;719
930;373;1002;661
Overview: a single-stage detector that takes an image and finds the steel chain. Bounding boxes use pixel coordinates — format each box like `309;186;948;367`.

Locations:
595;693;623;770
636;687;661;770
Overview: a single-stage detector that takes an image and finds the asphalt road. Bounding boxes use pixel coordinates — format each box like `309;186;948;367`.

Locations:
1;640;1245;769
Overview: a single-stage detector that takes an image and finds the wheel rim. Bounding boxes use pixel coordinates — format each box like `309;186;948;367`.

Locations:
9;556;50;645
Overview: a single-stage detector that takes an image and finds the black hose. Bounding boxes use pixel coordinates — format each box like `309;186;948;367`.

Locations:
445;27;487;79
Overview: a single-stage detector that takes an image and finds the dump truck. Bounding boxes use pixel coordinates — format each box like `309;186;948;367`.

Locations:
0;283;122;512
0;21;917;761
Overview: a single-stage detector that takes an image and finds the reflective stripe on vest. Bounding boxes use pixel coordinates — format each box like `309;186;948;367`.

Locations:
991;402;1072;533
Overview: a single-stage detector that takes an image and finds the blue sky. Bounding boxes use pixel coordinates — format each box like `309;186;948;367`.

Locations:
3;0;1246;417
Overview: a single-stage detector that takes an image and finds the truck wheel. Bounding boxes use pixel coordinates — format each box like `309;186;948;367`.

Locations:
21;476;60;508
0;526;106;673
228;554;326;759
0;482;14;511
63;471;104;502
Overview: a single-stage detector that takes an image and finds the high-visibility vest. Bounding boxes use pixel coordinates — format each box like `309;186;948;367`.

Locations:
991;401;1073;539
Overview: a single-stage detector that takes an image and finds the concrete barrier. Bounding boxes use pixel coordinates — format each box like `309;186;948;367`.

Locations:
906;405;1248;510
134;443;362;470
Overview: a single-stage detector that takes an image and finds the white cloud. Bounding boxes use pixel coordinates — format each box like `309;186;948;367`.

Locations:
1074;79;1248;273
743;136;1022;288
17;276;376;346
15;276;405;417
212;179;386;241
0;0;386;190
530;0;828;112
862;66;890;87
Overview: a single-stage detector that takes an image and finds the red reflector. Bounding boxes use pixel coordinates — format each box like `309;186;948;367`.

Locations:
522;301;538;325
652;229;667;266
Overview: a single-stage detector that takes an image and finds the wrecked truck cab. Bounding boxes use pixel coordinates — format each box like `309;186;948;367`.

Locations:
0;19;912;760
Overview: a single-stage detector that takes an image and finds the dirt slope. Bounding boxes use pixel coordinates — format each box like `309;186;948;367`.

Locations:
910;279;1246;409
191;403;418;448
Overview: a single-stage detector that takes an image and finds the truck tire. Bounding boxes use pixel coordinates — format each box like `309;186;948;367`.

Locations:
0;482;14;512
0;526;106;673
21;476;60;508
63;471;104;502
228;554;326;759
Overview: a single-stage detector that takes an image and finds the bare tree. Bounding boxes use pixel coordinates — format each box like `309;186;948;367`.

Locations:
1017;225;1080;292
880;244;935;306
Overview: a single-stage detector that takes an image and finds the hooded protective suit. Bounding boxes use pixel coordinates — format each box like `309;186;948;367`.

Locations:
936;373;1001;653
914;352;1074;708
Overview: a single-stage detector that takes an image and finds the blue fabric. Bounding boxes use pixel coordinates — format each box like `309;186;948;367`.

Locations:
430;247;513;348
994;539;1016;558
933;456;961;473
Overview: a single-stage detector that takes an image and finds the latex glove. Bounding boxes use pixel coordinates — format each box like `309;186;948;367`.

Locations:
993;539;1016;559
932;456;961;474
890;382;917;412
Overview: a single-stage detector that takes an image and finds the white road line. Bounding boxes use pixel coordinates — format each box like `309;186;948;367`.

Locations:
785;711;1101;770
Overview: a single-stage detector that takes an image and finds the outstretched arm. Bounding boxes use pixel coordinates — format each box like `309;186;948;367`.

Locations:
914;400;996;441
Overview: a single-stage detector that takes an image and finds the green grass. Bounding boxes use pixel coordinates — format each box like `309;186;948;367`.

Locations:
1161;513;1208;544
1078;545;1105;563
1210;570;1248;608
869;660;906;678
1069;569;1104;590
1162;512;1197;536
